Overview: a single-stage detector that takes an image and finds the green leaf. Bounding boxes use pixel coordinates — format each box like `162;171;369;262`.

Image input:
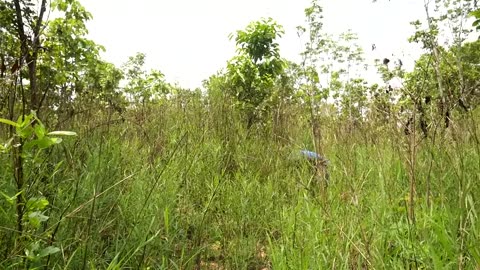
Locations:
1;190;23;205
27;197;50;211
28;211;49;228
35;137;54;149
469;9;480;18
25;242;40;261
15;114;35;138
0;118;19;127
17;113;34;128
17;126;34;139
47;131;78;136
34;124;46;139
38;246;60;258
50;137;63;144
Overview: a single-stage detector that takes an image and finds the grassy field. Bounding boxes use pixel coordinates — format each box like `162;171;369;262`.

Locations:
1;100;479;269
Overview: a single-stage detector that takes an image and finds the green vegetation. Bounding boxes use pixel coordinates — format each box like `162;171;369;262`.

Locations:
1;0;479;269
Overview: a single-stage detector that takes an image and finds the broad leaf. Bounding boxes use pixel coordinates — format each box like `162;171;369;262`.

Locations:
0;118;19;127
28;211;49;228
47;131;78;136
38;246;61;258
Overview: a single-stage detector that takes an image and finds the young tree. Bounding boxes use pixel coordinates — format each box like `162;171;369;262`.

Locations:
296;0;365;190
122;52;170;107
12;0;48;112
226;17;286;129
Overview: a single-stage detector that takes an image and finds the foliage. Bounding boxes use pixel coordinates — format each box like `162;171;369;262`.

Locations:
404;40;480;111
298;1;365;116
226;17;286;128
0;112;76;268
0;0;479;269
471;8;480;37
122;52;170;106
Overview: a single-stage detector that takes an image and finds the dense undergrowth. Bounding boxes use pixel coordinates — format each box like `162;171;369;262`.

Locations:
1;98;479;269
1;0;479;268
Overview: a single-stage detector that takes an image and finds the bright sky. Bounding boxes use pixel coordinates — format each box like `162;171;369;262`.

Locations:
80;0;427;89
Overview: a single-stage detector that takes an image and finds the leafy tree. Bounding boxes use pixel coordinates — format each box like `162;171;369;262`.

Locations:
403;40;480;128
298;1;365;122
122;52;169;107
295;0;366;189
226;17;286;128
472;8;480;36
38;0;120;126
0;2;17;115
407;0;477;127
73;60;125;121
1;0;124;127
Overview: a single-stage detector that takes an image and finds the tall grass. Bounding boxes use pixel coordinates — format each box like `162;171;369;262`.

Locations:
0;95;479;269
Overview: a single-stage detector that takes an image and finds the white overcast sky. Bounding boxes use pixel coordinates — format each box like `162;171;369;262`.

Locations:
80;0;427;89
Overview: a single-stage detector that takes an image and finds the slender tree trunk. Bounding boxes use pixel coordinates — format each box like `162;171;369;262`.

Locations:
8;72;25;235
12;0;47;238
423;0;446;119
13;0;47;112
309;88;328;195
408;107;417;224
13;142;25;234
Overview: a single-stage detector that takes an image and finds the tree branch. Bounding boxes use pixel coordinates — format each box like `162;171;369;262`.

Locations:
13;0;28;60
32;0;48;59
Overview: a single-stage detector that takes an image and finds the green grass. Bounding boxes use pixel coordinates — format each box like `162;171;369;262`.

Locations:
1;103;479;269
